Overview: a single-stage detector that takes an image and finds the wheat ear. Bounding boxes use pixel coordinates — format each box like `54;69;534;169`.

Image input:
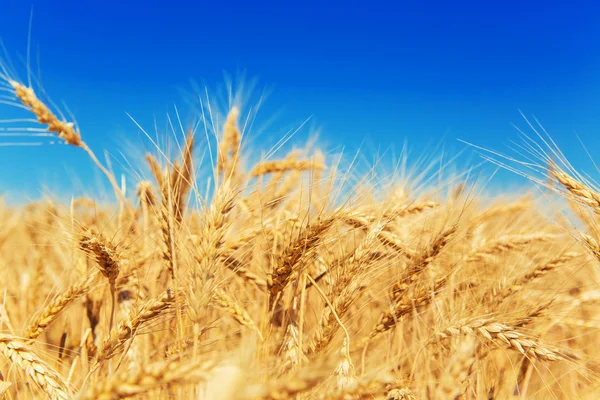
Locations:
0;334;71;400
24;272;98;340
10;80;129;208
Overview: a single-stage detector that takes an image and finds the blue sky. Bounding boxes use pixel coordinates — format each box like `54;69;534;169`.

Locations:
0;1;599;203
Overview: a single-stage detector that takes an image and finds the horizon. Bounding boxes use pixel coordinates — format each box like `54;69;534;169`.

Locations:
0;1;599;204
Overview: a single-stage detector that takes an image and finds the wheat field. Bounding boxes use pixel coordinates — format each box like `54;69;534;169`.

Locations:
1;64;600;400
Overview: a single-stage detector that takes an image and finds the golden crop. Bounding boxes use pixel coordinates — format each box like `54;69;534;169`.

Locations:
0;65;599;399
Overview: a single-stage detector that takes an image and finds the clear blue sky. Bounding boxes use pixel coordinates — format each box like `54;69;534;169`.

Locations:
0;1;599;202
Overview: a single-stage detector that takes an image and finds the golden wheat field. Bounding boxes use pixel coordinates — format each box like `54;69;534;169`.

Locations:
2;60;600;400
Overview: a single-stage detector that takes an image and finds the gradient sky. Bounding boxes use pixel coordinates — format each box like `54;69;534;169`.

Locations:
0;0;599;203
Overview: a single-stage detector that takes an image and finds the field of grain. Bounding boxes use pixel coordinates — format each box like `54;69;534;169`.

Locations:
1;68;600;399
